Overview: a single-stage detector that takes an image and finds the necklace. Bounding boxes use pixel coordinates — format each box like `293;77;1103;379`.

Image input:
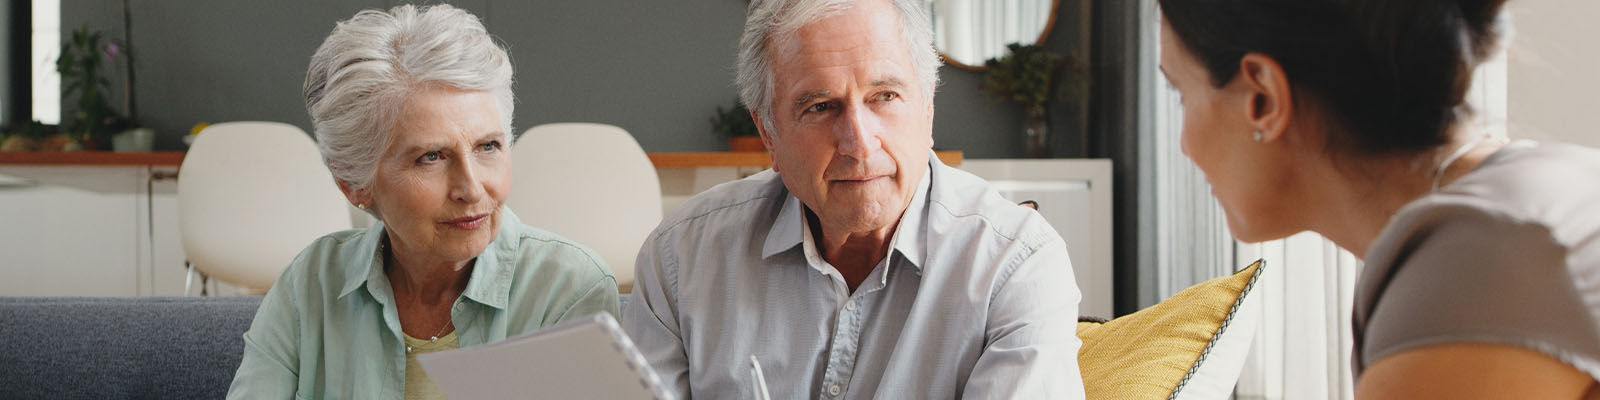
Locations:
1429;133;1505;192
405;319;454;353
425;319;453;342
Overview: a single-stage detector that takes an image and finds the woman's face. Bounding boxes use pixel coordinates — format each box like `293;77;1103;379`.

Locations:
363;86;510;265
1159;18;1299;242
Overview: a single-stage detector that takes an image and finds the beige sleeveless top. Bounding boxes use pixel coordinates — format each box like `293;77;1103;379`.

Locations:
404;331;460;400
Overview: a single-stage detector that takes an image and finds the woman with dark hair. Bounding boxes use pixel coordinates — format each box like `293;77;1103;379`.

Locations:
1157;0;1600;397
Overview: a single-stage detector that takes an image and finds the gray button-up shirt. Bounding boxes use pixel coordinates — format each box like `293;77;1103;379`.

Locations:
622;156;1085;399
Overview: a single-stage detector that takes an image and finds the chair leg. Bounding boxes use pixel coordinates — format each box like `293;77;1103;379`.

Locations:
184;261;212;296
184;261;196;296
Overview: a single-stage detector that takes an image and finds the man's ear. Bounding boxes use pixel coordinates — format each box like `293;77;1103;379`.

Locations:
750;108;781;173
1237;53;1295;142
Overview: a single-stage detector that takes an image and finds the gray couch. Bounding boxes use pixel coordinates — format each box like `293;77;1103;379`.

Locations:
0;295;633;399
0;296;262;399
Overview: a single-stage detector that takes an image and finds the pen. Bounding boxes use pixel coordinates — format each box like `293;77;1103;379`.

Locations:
749;355;772;400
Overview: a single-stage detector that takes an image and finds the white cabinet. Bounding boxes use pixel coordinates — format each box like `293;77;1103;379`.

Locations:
0;165;189;296
657;166;765;216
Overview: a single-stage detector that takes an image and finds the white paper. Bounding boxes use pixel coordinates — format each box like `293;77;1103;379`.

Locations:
417;313;674;400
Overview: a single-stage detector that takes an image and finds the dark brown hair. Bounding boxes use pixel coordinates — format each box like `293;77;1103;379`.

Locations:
1158;0;1509;154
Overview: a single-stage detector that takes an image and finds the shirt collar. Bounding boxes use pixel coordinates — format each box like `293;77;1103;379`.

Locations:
759;152;936;271
337;206;522;310
761;193;808;259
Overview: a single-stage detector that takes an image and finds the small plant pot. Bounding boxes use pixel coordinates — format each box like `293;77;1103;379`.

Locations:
728;136;765;152
112;128;156;152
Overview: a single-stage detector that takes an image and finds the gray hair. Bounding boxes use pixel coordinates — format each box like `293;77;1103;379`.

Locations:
736;0;941;136
303;4;514;190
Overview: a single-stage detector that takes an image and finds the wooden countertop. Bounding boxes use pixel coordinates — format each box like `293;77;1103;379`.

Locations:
0;150;964;168
0;151;187;166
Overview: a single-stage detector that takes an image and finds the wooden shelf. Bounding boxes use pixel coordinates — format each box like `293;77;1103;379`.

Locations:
647;152;775;168
0;151;186;167
0;150;964;169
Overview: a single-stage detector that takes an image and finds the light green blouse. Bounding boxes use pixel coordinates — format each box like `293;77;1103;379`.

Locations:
226;208;620;399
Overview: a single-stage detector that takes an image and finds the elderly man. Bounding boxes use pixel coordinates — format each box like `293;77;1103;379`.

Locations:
620;0;1084;398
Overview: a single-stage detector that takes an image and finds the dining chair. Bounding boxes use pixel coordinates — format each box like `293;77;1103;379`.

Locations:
178;121;351;294
507;123;662;291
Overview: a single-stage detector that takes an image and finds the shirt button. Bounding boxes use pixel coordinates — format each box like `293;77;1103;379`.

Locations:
829;384;842;396
845;300;857;311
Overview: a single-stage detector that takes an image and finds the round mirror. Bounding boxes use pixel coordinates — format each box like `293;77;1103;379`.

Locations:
927;0;1060;70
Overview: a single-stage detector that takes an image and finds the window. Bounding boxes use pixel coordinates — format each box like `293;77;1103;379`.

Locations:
31;0;59;125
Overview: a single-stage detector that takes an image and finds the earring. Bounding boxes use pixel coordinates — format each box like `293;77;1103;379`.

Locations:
356;203;367;210
1252;131;1264;142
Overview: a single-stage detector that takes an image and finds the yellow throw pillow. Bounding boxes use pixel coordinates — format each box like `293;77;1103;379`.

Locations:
1077;260;1264;400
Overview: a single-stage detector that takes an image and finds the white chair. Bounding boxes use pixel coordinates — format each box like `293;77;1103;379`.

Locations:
178;121;351;294
507;123;661;291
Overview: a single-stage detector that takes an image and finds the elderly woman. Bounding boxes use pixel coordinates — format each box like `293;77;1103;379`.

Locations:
226;4;618;398
1157;0;1600;398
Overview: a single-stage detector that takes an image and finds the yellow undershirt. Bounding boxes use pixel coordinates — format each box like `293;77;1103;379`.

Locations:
403;330;460;400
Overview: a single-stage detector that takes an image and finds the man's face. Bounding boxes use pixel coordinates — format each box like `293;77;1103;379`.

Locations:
756;0;935;237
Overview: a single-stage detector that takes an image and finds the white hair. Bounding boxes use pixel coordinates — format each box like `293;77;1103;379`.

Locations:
303;4;514;191
736;0;941;136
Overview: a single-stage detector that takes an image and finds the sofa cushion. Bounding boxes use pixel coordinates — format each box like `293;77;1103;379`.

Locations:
0;296;261;399
1076;259;1265;400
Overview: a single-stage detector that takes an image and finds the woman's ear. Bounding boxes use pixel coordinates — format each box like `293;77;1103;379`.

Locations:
335;179;371;209
1237;53;1295;142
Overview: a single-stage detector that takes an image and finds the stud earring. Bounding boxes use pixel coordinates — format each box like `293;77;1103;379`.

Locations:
1252;131;1264;142
357;203;368;210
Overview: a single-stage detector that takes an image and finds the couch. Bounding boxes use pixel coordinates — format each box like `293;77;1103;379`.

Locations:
0;296;262;399
0;295;630;399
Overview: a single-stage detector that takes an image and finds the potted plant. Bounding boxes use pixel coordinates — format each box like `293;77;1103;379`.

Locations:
56;25;133;151
980;43;1085;158
710;99;764;152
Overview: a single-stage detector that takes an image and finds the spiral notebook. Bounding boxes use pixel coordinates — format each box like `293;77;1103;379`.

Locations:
417;313;675;400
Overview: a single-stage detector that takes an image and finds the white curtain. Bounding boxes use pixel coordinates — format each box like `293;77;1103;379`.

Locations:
1138;1;1513;398
1231;236;1359;400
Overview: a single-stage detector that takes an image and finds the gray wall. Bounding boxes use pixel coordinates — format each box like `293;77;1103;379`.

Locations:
1;0;11;125
63;0;1090;158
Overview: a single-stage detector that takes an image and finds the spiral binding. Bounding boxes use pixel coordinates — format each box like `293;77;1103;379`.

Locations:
598;315;676;400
